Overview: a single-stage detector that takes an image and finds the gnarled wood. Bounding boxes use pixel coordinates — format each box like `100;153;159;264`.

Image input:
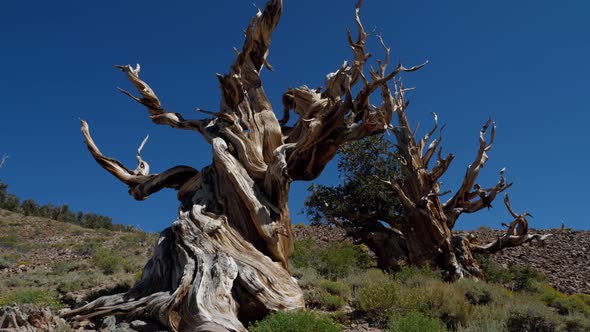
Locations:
344;83;551;279
65;1;423;330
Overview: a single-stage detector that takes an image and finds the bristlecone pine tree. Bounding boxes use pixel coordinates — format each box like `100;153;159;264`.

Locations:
306;93;552;280
62;1;427;331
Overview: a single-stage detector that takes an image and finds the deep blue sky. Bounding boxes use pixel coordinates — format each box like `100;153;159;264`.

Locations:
1;1;588;231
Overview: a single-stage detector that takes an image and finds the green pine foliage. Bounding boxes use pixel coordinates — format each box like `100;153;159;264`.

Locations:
304;135;404;227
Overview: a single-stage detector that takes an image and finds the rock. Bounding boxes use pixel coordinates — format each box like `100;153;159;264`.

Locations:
101;315;117;331
131;320;150;332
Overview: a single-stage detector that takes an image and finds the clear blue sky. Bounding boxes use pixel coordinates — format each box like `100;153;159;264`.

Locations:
1;1;588;231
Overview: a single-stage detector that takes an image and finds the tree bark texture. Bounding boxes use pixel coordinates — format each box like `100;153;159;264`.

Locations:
350;89;552;279
63;1;424;330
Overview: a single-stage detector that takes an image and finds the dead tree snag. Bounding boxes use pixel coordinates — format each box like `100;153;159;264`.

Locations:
64;1;424;330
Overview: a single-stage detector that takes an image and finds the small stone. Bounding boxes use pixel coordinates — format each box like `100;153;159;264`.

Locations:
130;320;148;329
101;315;117;330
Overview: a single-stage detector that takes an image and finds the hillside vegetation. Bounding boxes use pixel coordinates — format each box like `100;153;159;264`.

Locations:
0;208;157;313
1;209;589;331
0;179;134;232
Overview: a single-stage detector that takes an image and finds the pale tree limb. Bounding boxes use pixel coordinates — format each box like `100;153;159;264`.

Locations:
471;194;552;254
115;64;213;142
0;154;7;168
80;120;198;201
444;118;496;212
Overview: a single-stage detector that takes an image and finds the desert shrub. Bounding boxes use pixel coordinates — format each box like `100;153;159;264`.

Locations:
572;293;590;307
394;287;430;314
388;311;447;332
291;266;322;289
476;254;513;285
455;279;511;306
50;260;75;275
74;239;102;256
354;275;399;322
91;248;124;275
304;289;346;311
0;289;63;310
422;280;472;330
291;238;319;269
57;279;83;293
291;239;371;279
317;242;371;279
564;313;590;332
249;310;342;332
320;280;351;299
0;234;18;248
0;253;18;268
395;265;443;285
506;301;562;332
119;232;151;249
458;304;508;332
343;268;391;292
509;264;545;292
322;294;347;311
329;311;349;325
537;283;590;316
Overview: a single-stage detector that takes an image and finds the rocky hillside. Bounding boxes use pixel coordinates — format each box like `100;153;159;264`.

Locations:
293;224;590;295
0;208;157;314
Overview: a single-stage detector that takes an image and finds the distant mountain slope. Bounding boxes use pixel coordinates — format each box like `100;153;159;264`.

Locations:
0;208;157;309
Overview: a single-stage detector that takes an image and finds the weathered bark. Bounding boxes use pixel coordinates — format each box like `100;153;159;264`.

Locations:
64;1;422;330
352;86;552;279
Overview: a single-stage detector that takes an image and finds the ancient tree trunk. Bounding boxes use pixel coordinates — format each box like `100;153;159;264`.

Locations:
64;1;421;330
378;88;551;278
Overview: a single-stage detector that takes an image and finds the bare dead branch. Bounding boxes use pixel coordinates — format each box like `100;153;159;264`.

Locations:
443;118;496;211
115;65;211;140
0;154;7;168
80;120;197;200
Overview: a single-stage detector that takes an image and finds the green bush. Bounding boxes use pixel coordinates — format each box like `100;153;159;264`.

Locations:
0;289;63;310
91;248;124;275
395;265;443;285
388;311;447;332
572;293;590;307
564;313;590;332
0;253;18;268
457;304;508;332
509;264;545;292
476;254;513;285
74;239;102;256
291;266;322;289
394;287;430;314
249;310;342;332
354;275;399;322
0;234;18;249
319;280;351;300
291;239;371;279
422;281;472;330
304;289;346;311
291;239;319;269
318;242;371;279
50;260;74;275
506;301;562;332
537;283;590;316
343;268;392;292
57;279;83;293
455;279;511;306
